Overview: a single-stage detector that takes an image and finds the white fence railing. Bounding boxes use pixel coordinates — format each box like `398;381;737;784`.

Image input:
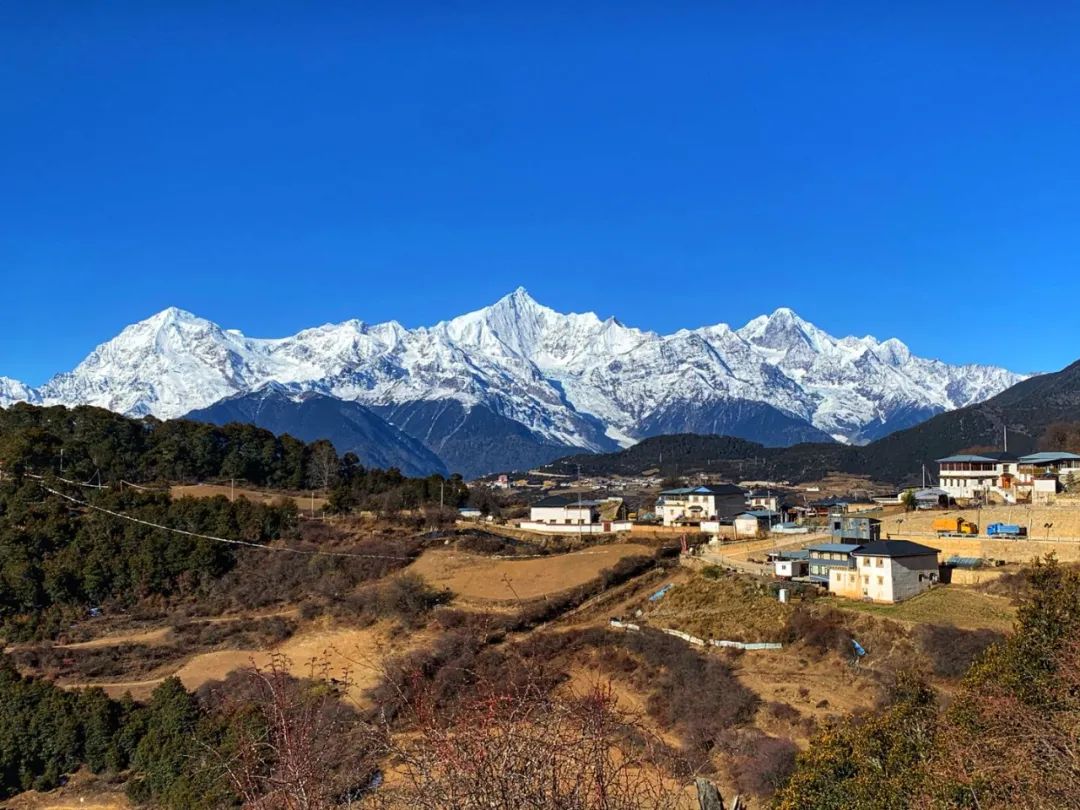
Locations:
609;619;782;651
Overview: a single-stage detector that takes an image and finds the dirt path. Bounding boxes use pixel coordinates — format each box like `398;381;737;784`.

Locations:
61;622;419;706
45;607;300;651
58;627;173;649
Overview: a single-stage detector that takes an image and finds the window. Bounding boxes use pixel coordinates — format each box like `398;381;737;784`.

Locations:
849;573;856;583
862;575;869;584
876;558;884;568
877;576;884;586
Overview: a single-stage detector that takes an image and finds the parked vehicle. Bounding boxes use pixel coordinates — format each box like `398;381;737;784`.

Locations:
932;517;979;535
986;522;1027;538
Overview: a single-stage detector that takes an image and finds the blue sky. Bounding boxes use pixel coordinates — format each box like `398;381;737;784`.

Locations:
2;2;1079;385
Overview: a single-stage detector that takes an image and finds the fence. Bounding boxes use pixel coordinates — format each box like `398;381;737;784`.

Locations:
609;619;782;651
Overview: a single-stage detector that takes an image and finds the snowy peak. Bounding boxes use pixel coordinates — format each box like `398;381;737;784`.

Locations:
1;291;1029;453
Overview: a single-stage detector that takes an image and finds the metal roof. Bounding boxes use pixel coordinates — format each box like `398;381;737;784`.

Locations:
738;510;779;518
936;454;1002;463
946;555;984;569
1018;451;1080;463
774;549;810;560
659;484;744;496
808;542;863;554
854;540;940;558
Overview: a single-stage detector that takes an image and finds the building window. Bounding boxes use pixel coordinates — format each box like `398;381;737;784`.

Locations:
877;576;884;586
876;558;884;568
862;575;869;584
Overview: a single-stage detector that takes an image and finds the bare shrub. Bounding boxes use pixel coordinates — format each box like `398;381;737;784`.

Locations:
370;675;684;810
720;728;799;797
914;624;1004;678
204;657;381;809
784;607;851;655
327;573;450;628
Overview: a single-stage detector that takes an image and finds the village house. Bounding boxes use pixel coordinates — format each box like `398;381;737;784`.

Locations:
772;549;810;578
828;540;940;603
936;452;1018;501
733;510;781;537
938;449;1080;503
806;542;862;585
828;514;881;543
657;484;745;527
1015;453;1075;492
523;494;631;534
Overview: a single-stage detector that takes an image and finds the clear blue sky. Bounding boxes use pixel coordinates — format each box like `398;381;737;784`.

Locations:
2;2;1078;385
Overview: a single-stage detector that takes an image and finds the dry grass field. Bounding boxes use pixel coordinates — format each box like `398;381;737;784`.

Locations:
642;572;791;642
171;483;328;512
406;542;652;603
832;585;1017;631
61;621;419;707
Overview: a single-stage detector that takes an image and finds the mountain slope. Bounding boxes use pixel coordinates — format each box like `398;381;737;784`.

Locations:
0;290;1026;476
185;386;448;477
546;358;1080;486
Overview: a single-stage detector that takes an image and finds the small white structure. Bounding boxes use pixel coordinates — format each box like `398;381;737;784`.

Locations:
458;507;482;520
732;510;778;537
829;540;940;604
775;557;809;578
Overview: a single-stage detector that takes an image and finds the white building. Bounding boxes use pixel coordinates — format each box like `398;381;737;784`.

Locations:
656;484;745;527
938;450;1080;502
1016;451;1080;488
732;510;780;537
523;495;631;534
828;540;940;604
746;491;785;513
936;453;1018;501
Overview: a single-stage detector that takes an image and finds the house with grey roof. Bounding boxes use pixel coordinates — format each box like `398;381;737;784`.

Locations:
828;540;940;603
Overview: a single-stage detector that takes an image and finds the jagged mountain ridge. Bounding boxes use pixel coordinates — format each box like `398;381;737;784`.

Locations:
0;290;1026;475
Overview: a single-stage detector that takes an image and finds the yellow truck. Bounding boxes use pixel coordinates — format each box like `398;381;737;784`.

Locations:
933;517;978;535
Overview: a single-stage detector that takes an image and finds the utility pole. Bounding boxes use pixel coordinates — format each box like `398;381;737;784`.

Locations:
230;477;235;503
59;448;64;473
577;464;582;526
440;479;444;510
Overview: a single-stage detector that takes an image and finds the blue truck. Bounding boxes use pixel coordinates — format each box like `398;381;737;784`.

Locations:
986;522;1027;538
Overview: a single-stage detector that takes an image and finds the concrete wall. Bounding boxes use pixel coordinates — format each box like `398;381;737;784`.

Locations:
518;520;632;535
916;536;1080;563
948;567;1007;586
888;555;939;602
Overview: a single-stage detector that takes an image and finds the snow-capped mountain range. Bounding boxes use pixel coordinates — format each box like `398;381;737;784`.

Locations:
1;289;1027;476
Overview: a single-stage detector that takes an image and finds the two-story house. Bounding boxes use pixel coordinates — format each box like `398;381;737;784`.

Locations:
829;540;940;603
937;452;1018;501
657;484;745;527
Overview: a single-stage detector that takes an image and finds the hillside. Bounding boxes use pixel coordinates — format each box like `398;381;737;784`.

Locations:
546;358;1080;485
185;386;449;477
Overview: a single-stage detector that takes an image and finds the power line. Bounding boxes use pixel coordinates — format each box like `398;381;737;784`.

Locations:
34;481;415;562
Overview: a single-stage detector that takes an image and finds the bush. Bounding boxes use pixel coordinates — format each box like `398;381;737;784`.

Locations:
784;607;851;655
721;728;799;796
914;624;1004;678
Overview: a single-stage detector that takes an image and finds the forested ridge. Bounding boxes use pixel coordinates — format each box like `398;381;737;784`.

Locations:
0;404;466;640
